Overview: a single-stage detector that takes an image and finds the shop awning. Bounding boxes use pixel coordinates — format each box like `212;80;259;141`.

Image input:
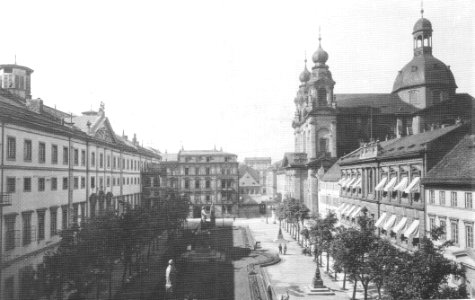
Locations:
404;177;421;194
350;176;362;189
375;212;387;228
340;205;351;216
383;177;398;192
383;214;397;231
374;177;388;191
336;203;346;213
394;177;409;192
350;206;362;219
391;217;407;234
343;205;356;217
338;177;347;185
343;177;356;188
403;219;420;237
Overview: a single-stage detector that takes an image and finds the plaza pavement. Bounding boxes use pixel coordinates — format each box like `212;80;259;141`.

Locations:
236;218;371;300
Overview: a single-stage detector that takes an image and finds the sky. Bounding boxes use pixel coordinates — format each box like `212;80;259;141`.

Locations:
1;0;473;162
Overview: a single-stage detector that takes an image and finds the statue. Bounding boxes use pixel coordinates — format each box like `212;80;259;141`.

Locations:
165;259;176;295
201;206;208;222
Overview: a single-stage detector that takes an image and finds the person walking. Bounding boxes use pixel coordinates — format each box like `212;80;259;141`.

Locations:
278;243;283;254
283;243;287;255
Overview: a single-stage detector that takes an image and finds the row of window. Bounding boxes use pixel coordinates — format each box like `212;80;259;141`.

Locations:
183;167;237;175
181;156;235;163
428;190;473;209
6;137;147;170
429;216;474;248
5;175;141;193
183;179;235;189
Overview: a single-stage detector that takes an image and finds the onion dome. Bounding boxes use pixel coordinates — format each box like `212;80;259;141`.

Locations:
312;45;328;64
299;59;311;82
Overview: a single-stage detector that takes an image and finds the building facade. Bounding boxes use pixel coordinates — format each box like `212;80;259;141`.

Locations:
238;164;261;195
243;157;271;194
176;150;239;218
0;64;161;300
423;134;475;297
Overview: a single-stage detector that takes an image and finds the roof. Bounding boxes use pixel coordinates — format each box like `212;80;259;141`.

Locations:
239;164;260;182
340;123;465;165
162;153;178;162
179;150;237;157
244;157;272;162
320;161;341;182
0;64;34;73
392;54;457;93
413;18;432;34
335;93;418;115
422;135;475;186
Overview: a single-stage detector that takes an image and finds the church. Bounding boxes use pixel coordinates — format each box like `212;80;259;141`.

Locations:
282;9;474;213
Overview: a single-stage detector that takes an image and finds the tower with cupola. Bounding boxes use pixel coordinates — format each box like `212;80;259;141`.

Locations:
0;64;34;100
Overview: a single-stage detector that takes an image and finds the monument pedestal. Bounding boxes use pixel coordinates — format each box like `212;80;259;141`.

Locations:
306;266;335;296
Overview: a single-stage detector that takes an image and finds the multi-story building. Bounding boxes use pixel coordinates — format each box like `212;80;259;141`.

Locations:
336;123;470;251
176;150;239;218
0;64;161;300
285;9;474;214
238;164;261;195
423;134;475;297
317;161;341;216
243;157;271;194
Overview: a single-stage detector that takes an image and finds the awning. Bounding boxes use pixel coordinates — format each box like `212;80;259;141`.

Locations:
374;177;388;191
335;203;346;213
383;214;397;231
338;177;347;186
343;177;356;188
403;220;420;237
394;177;409;192
350;176;362;189
375;212;387;228
350;206;362;219
340;205;351;216
343;205;356;217
404;177;421;194
383;177;398;192
391;217;407;234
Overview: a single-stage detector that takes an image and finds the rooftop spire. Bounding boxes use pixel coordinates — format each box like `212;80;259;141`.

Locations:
318;26;322;46
420;0;424;18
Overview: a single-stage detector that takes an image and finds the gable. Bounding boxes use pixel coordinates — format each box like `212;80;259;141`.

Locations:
94;118;116;143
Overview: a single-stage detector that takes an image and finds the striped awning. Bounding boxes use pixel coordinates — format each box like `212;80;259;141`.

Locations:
342;205;355;216
374;177;387;191
383;177;398;192
403;220;420;238
394;177;409;192
383;214;397;231
350;206;362;219
343;177;356;188
392;217;407;234
404;177;421;194
350;176;362;189
375;212;387;228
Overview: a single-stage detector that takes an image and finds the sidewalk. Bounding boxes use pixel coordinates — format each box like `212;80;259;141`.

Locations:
237;218;351;300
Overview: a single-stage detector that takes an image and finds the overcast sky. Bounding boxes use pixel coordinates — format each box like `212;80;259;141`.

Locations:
1;0;473;162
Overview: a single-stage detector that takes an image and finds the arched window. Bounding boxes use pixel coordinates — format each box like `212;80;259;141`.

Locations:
416;36;423;48
317;88;327;106
317;128;331;155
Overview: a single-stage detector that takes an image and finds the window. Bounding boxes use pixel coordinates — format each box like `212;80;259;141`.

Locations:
429;190;435;204
206;156;211;162
107;176;110;187
24;139;32;161
440;219;446;240
63;146;69;165
7;136;16;160
206;168;210;175
81;177;85;189
51;177;57;190
91;152;96;167
37;211;45;241
99;153;104;168
22;212;32;245
24;177;31;192
466;224;474;248
429;216;435;232
195;167;199;175
451;220;459;244
91;176;95;189
465;193;473;209
195;180;200;189
451;192;457;207
317;88;327;106
185;168;189;175
38;142;46;163
319;138;329;153
113;157;117;169
73;177;79;189
107;155;110;168
206;180;211;189
51;145;58;164
62;207;68;230
81;150;86;166
62;177;68;190
72;149;78;165
50;209;57;236
184;179;189;189
113;177;116;186
5;215;16;250
440;191;446;206
206;195;211;202
38;178;45;191
99;177;104;189
7;177;16;193
221;179;226;188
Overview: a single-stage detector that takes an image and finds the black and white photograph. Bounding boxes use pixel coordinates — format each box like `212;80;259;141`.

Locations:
0;0;473;299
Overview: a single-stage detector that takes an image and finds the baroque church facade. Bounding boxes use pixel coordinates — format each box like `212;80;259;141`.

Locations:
283;10;474;213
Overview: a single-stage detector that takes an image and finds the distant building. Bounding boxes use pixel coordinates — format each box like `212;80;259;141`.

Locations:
318;161;341;216
238;164;261;195
176;149;239;218
243;157;271;194
422;134;475;297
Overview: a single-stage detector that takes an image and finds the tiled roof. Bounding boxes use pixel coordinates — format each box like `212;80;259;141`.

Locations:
72;114;101;133
321;161;341;182
422;135;475;185
239;164;260;182
335;93;418;115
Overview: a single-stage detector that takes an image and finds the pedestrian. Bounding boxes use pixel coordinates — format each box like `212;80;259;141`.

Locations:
283;243;287;255
278;243;282;254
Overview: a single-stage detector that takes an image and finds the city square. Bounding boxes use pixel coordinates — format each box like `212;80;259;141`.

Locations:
0;0;474;299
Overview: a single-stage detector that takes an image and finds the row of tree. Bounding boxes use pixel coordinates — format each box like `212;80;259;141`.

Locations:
277;199;468;300
33;192;189;300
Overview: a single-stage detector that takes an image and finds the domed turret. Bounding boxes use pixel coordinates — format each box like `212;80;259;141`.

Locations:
299;59;311;83
413;17;432;34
